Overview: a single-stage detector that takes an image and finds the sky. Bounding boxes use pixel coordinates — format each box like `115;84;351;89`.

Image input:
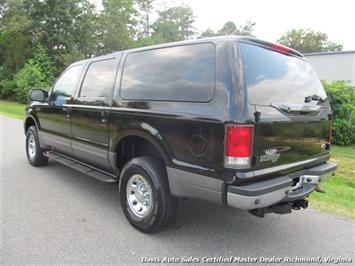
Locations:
167;0;355;50
94;0;355;50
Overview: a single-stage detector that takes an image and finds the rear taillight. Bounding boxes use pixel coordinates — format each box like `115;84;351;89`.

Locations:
224;124;254;169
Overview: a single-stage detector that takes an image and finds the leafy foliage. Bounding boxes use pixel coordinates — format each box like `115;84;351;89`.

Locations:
13;60;47;103
98;0;136;53
331;118;354;146
29;0;98;71
136;0;155;37
0;79;16;100
278;29;343;53
322;80;355;146
199;21;255;38
0;30;33;79
32;45;56;85
0;0;201;102
152;5;196;43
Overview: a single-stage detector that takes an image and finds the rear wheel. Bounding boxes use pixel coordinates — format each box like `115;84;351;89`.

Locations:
26;126;48;166
119;156;178;233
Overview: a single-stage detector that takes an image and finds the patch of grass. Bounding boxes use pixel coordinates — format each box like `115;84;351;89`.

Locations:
0;100;25;120
310;145;355;219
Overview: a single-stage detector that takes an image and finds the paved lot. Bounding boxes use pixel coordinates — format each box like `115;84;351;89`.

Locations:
1;116;354;265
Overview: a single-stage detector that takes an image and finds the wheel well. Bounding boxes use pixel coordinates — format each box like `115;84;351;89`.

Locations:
116;136;166;170
25;117;36;133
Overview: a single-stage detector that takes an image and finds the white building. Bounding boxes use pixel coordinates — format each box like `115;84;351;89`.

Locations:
305;51;355;85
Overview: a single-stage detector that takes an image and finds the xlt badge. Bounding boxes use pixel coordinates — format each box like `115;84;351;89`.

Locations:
260;148;280;163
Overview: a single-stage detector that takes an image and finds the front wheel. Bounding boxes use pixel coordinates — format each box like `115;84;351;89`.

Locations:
26;126;48;166
119;156;178;233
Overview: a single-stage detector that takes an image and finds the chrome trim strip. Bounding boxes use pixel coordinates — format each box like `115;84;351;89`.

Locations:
63;104;110;110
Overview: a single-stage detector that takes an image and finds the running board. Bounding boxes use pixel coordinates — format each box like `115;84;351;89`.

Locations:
44;151;118;183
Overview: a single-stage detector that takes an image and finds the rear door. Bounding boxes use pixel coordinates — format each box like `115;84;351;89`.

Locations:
70;57;120;171
238;41;332;170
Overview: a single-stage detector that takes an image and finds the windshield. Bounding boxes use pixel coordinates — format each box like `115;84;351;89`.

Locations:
239;42;327;108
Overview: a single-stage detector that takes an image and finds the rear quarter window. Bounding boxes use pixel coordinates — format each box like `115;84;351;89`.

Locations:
120;43;216;102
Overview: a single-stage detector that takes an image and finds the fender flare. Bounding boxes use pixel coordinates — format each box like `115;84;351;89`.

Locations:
110;129;172;166
24;114;39;133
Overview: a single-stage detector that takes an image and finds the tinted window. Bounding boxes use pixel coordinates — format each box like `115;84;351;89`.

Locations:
121;43;215;102
80;59;117;98
239;42;327;107
52;65;83;101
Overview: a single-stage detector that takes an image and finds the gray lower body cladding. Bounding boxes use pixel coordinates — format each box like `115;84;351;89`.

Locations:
167;161;337;210
167;167;223;204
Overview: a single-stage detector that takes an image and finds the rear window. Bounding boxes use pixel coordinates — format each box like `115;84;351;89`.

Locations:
239;42;327;107
121;43;215;102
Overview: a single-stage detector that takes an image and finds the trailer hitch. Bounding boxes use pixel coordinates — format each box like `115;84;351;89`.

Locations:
249;199;308;218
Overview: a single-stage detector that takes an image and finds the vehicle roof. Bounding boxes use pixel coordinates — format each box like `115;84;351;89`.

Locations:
71;36;242;66
71;35;302;66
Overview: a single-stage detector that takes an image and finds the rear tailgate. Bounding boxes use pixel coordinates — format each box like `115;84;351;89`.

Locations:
238;40;332;171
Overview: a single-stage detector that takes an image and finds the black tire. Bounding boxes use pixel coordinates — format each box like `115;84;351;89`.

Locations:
26;126;48;166
119;156;178;233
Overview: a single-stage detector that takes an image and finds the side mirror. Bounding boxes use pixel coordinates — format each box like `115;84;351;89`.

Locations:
29;89;48;103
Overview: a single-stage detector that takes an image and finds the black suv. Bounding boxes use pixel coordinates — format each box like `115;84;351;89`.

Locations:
24;36;336;232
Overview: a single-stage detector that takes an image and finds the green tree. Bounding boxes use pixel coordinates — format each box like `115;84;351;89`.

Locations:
1;0;98;73
238;21;256;37
217;21;237;35
199;21;255;38
152;5;195;43
0;0;34;79
27;0;98;70
278;29;343;53
0;0;7;29
199;28;216;38
0;0;32;34
136;0;155;37
99;0;136;53
32;45;56;84
13;60;47;103
322;80;355;146
0;30;33;79
323;80;354;123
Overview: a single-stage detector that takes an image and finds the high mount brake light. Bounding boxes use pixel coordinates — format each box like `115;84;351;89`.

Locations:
271;43;291;54
224;124;254;169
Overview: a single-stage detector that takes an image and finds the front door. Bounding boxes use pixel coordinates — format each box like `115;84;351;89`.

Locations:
37;64;84;156
70;57;119;171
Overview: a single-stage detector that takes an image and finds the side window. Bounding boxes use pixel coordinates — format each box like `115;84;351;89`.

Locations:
80;59;117;99
51;65;83;103
121;43;215;102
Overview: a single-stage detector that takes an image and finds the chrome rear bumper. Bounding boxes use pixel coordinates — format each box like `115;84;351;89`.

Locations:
227;162;336;210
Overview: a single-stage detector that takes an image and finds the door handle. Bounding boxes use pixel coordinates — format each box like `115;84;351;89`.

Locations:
101;111;108;125
62;107;70;120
